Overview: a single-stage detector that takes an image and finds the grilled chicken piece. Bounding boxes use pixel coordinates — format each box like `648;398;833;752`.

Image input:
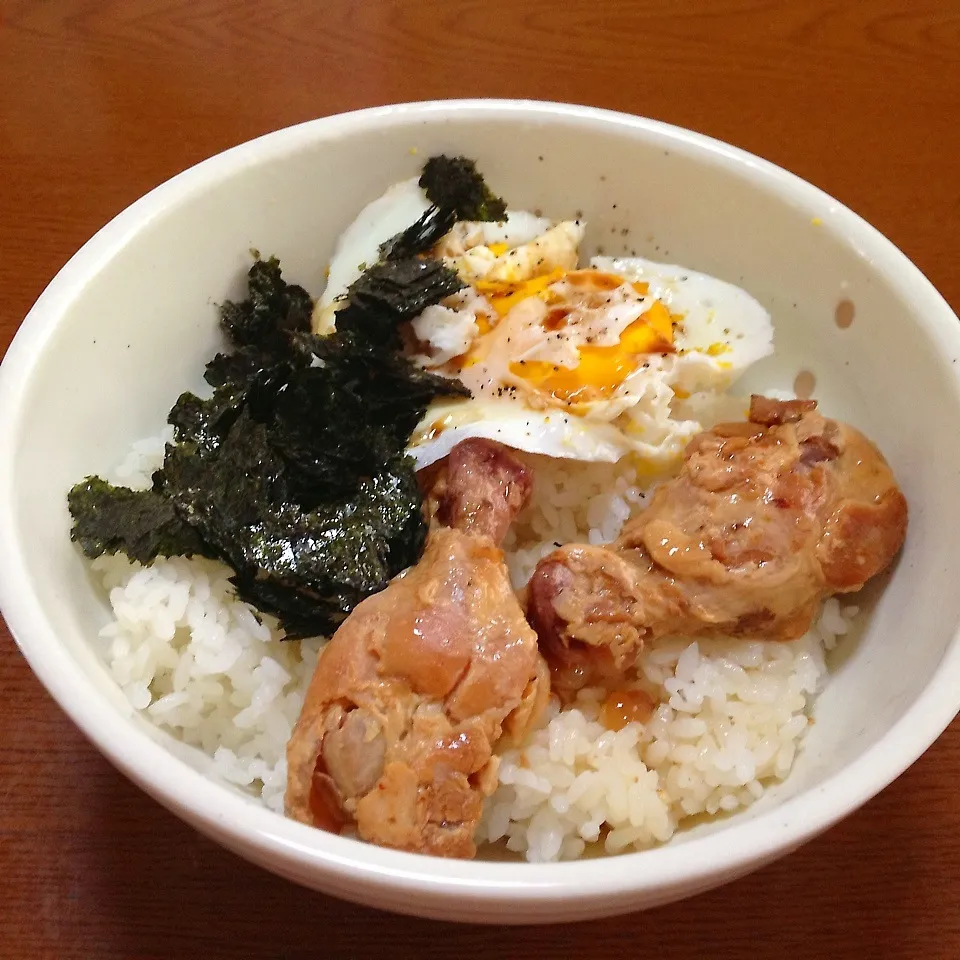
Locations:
527;396;908;697
286;439;548;858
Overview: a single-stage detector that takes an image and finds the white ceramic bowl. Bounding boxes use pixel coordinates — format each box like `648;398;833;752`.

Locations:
2;100;959;925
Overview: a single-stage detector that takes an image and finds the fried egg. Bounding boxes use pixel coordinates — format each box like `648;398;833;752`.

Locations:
316;178;774;472
408;257;772;470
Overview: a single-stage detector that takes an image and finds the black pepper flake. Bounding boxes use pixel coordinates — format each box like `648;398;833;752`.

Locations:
553;541;562;547
612;204;617;209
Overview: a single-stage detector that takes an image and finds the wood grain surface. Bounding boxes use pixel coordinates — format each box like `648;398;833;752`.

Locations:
2;1;959;956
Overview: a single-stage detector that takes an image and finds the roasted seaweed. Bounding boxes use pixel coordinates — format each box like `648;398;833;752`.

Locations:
380;206;457;262
269;349;467;498
67;477;204;565
225;457;426;637
419;155;507;222
219;256;313;352
68;252;470;638
379;155;506;260
333;257;464;349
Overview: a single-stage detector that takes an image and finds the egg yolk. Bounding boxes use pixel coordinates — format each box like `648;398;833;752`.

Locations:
510;300;676;404
475;268;567;317
461;268;681;401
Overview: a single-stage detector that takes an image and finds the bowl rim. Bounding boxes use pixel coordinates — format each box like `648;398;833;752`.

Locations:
2;97;960;912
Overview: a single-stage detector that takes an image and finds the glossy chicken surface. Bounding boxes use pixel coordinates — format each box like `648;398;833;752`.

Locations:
527;397;908;697
286;439;548;858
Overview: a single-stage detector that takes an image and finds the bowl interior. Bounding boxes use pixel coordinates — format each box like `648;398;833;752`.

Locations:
3;102;959;919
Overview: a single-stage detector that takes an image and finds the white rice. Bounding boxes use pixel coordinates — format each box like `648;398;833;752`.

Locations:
92;432;857;859
503;453;651;588
476;629;831;860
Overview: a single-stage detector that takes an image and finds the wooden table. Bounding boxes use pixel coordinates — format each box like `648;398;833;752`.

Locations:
2;1;958;956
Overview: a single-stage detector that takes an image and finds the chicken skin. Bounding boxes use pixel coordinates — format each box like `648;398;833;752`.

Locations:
527;397;908;697
286;439;549;858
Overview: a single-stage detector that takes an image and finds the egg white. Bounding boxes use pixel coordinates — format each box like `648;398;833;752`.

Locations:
319;178;431;312
592;255;773;389
406;397;634;470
